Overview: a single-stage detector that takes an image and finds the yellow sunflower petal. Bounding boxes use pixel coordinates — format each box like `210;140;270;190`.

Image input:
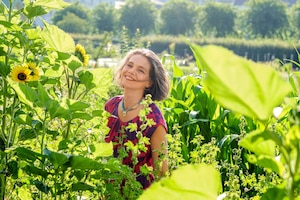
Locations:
10;65;32;83
75;44;89;66
27;62;40;81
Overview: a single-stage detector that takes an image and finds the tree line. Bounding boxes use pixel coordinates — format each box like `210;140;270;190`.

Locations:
51;0;300;40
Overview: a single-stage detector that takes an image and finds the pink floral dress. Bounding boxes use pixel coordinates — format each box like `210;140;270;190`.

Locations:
104;96;167;189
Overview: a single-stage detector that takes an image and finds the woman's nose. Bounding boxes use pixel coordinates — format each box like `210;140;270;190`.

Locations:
128;67;136;74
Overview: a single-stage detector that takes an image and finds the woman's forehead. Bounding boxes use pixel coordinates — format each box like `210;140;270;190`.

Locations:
128;54;151;69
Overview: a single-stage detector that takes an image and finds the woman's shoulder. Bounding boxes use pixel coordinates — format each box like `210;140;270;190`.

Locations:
147;103;168;132
105;95;122;113
148;103;164;121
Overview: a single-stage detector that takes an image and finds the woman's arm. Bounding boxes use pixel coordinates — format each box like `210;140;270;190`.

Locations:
150;125;168;177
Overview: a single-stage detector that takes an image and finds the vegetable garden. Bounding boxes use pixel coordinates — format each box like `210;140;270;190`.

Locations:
1;0;300;199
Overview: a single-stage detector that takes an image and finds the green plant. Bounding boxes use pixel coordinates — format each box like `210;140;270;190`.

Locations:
190;44;299;199
0;1;142;199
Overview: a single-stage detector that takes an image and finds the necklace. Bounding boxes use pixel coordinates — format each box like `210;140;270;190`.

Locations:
121;98;141;116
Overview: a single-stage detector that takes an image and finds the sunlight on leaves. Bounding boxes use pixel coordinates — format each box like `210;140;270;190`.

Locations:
191;44;292;121
41;21;75;53
139;164;221;200
31;0;70;9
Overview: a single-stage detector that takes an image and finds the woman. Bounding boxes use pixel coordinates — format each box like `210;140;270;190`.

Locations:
104;48;170;189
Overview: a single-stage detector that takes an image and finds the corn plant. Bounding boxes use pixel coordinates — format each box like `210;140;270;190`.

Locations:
190;44;299;199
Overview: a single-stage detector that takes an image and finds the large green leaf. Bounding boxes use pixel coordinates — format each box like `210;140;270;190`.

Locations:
23;165;49;178
78;70;96;91
41;22;75;53
139;164;221;200
91;142;113;158
15;147;44;162
239;130;284;175
72;112;92;120
71;182;94;192
68;58;82;72
246;154;284;175
261;183;289;200
91;68;113;98
43;148;69;169
239;130;278;156
0;20;22;31
190;44;292;121
8;79;38;108
36;82;51;107
30;0;70;9
46;100;68;119
69;155;103;170
24;5;47;18
67;99;89;112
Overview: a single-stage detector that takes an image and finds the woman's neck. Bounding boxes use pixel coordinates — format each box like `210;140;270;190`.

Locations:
122;90;144;108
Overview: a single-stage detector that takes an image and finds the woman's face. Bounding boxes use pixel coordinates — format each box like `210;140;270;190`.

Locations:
121;54;152;90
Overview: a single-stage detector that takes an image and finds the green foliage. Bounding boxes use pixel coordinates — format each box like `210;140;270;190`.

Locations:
290;0;300;37
90;3;116;34
0;1;142;199
200;2;237;37
191;44;292;121
188;44;300;199
46;0;300;41
51;1;89;24
139;35;300;64
139;164;221;200
2;1;300;199
244;0;290;38
159;0;198;35
119;0;156;36
56;12;89;34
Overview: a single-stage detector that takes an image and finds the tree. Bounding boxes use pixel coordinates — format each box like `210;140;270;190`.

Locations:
159;0;198;36
52;2;89;25
56;13;89;34
91;3;116;34
243;0;289;38
200;2;236;37
290;0;300;37
118;0;156;36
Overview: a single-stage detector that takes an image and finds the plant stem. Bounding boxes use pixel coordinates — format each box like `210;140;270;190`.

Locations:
64;120;72;140
7;95;18;147
0;171;5;200
40;112;48;200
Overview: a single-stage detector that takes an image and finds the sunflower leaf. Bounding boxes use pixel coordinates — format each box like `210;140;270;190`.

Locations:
191;44;292;121
8;79;37;108
30;0;70;9
40;21;75;53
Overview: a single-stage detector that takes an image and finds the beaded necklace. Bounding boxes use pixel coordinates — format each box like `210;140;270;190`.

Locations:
121;98;141;116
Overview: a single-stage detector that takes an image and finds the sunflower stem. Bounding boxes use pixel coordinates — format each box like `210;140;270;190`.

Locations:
7;94;18;148
64;65;72;99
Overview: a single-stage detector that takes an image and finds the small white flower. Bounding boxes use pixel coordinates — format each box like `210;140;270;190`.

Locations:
275;155;281;162
273;107;283;119
217;192;227;200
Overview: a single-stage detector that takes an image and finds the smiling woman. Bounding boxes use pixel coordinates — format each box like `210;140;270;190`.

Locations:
104;48;170;190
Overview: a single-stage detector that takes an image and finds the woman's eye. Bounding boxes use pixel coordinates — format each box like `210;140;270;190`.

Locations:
138;69;145;73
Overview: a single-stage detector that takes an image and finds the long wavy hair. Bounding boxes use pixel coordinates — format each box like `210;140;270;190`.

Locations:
114;48;170;101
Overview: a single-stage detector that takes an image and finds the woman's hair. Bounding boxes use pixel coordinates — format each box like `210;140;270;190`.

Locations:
115;48;170;101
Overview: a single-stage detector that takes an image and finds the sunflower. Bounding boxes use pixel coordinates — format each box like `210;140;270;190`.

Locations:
10;64;32;83
27;62;40;81
75;44;89;66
